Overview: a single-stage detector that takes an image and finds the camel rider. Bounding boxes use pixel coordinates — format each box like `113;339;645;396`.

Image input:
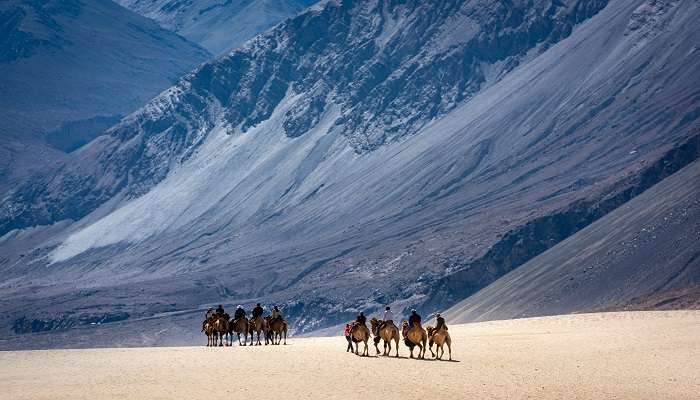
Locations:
216;304;225;316
433;313;447;334
271;306;283;322
234;305;246;321
202;307;214;331
379;306;394;330
252;303;264;319
356;312;367;327
408;309;422;329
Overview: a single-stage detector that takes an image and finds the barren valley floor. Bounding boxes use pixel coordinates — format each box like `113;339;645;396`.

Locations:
1;311;698;400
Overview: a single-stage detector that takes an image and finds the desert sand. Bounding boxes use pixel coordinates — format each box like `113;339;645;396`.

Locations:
1;311;698;400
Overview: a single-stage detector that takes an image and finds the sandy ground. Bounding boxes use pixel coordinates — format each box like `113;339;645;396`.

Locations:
1;311;698;400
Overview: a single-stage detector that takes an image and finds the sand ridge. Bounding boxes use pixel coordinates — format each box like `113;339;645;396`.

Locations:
1;311;698;400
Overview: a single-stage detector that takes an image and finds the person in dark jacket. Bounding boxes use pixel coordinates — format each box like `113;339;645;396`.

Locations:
433;313;447;333
252;303;264;319
408;309;421;328
215;304;225;316
356;312;367;327
234;305;246;320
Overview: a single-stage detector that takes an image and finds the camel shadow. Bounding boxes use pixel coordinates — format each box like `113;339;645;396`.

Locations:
396;356;461;363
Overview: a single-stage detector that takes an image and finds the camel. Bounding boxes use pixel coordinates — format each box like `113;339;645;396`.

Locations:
402;320;427;359
427;325;452;361
269;318;287;345
370;318;400;357
212;315;229;347
203;321;214;347
230;317;249;346
263;316;273;345
350;322;371;356
248;316;264;346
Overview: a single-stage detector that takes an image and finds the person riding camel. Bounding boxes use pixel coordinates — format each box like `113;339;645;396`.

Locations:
379;306;394;330
271;306;283;323
234;305;246;322
216;304;225;316
202;307;214;331
252;303;264;319
356;312;367;328
408;309;422;329
433;313;447;334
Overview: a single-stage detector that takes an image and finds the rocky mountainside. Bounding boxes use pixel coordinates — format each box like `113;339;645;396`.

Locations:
0;0;699;348
444;158;700;323
0;0;210;195
116;0;316;55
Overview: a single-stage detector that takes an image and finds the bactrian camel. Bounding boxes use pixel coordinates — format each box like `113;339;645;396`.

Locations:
203;321;215;347
351;322;371;356
402;320;427;359
427;325;452;361
212;315;229;347
269;318;287;345
248;316;264;346
370;317;400;357
230;317;249;346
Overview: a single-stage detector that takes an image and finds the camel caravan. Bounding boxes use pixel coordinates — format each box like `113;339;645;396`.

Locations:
202;304;288;347
345;307;452;361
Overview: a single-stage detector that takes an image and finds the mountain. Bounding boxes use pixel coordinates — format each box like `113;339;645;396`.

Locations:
443;158;700;323
116;0;317;55
0;0;210;195
1;0;699;348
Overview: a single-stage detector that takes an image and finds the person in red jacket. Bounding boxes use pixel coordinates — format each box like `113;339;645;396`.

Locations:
344;323;354;352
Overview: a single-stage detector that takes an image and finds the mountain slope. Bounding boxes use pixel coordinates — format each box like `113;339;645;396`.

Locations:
443;159;700;323
116;0;316;55
0;0;210;194
0;0;699;346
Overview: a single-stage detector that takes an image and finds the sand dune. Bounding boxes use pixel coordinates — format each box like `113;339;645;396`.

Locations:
1;311;698;400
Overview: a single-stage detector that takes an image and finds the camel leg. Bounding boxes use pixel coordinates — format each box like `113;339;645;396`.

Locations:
283;330;287;345
447;338;452;361
375;340;381;355
395;337;400;357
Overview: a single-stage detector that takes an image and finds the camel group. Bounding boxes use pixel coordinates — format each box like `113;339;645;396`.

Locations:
203;315;288;347
348;318;452;361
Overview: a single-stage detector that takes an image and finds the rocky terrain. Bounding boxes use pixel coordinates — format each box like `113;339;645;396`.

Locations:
0;0;210;196
116;0;316;55
0;0;698;348
444;159;700;323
